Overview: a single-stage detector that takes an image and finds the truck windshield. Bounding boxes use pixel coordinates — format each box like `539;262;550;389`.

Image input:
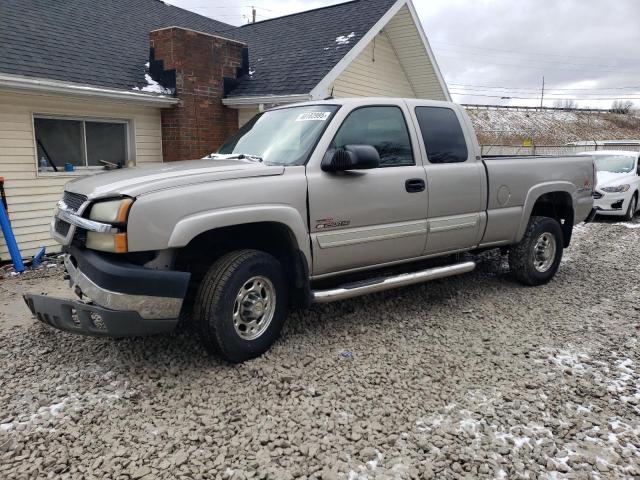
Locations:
217;105;339;166
595;155;635;173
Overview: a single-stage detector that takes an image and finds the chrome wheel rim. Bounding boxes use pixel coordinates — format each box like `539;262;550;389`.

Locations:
533;232;557;273
233;276;276;341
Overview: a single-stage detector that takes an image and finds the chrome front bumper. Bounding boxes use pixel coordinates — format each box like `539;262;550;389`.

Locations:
64;255;183;320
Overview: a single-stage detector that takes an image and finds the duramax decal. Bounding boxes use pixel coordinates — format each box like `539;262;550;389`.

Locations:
315;218;351;230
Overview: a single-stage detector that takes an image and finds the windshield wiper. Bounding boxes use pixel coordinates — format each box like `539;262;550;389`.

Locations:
204;153;263;163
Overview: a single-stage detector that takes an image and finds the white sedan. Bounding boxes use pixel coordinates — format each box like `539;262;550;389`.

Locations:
579;150;640;220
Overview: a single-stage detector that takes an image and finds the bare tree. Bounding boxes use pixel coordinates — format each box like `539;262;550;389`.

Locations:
611;100;634;114
553;99;578;109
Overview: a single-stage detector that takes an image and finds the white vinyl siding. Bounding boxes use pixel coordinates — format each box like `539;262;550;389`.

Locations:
332;31;415;98
0;90;163;259
238;108;259;128
384;5;448;101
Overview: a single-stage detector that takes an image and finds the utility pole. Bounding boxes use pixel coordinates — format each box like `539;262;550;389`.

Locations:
540;76;545;111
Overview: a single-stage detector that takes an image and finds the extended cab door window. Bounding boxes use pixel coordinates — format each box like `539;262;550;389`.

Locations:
330;106;414;167
414;106;484;254
415;107;469;164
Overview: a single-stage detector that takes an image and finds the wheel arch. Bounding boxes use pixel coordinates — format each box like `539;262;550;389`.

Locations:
174;220;311;309
517;183;576;247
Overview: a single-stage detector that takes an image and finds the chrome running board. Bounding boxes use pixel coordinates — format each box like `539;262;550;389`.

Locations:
311;261;476;304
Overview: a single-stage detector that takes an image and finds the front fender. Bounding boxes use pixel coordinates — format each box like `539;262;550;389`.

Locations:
515;181;577;242
167;204;311;265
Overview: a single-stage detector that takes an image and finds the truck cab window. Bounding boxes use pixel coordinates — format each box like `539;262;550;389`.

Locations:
331;106;414;167
415;107;468;164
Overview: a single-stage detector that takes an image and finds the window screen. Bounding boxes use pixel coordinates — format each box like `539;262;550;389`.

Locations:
415;107;468;163
34;117;128;171
331;106;414;167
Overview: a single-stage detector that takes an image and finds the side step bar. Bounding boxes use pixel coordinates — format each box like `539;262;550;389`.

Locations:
311;261;476;304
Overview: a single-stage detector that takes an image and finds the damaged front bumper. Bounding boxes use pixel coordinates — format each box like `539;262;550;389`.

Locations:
24;247;190;337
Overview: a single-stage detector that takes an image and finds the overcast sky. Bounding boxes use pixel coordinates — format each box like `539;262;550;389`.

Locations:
165;0;640;109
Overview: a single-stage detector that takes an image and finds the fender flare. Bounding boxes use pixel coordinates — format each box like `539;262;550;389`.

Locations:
167;204;311;266
515;181;577;242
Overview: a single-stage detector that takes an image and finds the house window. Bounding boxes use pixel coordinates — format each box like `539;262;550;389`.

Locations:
34;116;129;171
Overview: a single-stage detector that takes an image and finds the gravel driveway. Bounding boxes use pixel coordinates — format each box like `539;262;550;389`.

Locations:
1;219;639;480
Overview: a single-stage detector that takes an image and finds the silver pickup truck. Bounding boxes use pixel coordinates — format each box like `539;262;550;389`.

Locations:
25;98;596;362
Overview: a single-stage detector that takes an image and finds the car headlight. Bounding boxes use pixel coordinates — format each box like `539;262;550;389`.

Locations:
89;198;133;223
86;198;133;253
601;185;630;193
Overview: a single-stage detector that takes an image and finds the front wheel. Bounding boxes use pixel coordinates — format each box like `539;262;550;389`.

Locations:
194;250;289;363
508;216;564;286
624;194;637;221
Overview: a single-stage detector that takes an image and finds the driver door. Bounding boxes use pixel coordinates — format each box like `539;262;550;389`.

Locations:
306;103;428;276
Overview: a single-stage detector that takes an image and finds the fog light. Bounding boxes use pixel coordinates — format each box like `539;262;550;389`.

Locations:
86;232;128;253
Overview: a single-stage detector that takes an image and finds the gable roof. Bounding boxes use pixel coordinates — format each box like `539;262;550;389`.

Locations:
0;0;424;100
224;0;398;98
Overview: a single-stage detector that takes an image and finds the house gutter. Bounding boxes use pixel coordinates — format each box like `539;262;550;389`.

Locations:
222;94;311;108
0;73;178;106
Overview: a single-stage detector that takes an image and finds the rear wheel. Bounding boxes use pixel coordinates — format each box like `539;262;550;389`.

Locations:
624;194;637;221
509;216;563;286
194;250;288;363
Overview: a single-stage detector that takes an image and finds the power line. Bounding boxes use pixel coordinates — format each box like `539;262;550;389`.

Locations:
449;92;640;101
436;47;629;70
449;87;640;97
431;40;640;64
436;52;640;75
448;82;640;92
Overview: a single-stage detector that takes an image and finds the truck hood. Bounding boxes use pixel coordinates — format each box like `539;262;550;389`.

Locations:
64;159;285;199
596;171;634;189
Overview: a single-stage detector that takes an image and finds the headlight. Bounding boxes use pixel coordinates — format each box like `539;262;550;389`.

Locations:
89;198;133;223
601;185;630;193
86;198;133;253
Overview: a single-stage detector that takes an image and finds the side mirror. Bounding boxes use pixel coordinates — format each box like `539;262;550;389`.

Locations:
321;145;380;172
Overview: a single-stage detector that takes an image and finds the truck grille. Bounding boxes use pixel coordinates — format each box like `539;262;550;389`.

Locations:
54;218;71;236
62;191;87;213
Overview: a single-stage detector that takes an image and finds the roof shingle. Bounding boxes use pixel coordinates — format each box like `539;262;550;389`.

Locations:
0;0;398;97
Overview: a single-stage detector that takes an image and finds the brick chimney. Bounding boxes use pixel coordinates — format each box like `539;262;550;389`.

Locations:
149;27;247;162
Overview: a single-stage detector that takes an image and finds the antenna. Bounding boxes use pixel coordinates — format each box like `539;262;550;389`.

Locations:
251;6;256;23
540;76;545;110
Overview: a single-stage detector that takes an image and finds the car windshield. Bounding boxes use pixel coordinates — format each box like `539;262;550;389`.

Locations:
594;155;635;173
217;105;339;166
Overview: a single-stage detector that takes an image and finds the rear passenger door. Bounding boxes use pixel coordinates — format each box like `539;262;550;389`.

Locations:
408;103;487;254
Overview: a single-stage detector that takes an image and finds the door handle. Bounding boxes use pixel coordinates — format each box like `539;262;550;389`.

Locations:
405;178;425;193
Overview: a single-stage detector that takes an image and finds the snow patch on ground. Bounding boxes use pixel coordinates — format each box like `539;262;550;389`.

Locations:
619;222;640;229
347;450;384;479
548;351;591;372
467;108;640;144
0;381;133;433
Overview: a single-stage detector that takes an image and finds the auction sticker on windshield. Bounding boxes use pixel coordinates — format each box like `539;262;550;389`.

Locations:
296;111;332;122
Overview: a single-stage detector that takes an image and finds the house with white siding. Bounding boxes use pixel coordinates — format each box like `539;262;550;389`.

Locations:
0;0;449;261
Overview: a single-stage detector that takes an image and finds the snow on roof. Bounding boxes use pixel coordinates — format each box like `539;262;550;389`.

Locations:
335;32;356;46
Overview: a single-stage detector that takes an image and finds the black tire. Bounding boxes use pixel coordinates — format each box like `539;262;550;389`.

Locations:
508;216;564;286
194;250;288;363
624;194;637;221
